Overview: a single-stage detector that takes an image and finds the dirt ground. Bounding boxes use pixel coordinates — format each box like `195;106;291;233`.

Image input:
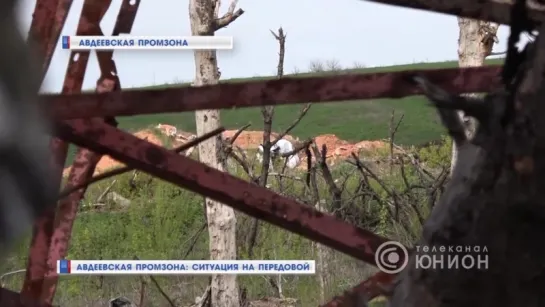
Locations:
62;125;388;176
222;130;298;149
300;134;387;167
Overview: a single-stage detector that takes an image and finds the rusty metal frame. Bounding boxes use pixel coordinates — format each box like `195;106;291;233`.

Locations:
8;0;519;306
21;0;74;304
44;65;501;119
22;0;141;305
38;1;141;304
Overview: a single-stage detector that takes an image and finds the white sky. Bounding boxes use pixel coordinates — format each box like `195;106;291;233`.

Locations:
16;0;515;93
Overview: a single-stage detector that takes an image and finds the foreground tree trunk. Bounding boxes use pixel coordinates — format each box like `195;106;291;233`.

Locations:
189;0;243;306
389;17;545;306
453;18;498;173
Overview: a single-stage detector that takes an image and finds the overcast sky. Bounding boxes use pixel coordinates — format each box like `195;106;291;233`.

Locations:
16;0;514;93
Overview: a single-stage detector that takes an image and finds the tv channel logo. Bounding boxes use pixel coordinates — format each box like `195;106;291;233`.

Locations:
375;241;409;274
375;241;489;273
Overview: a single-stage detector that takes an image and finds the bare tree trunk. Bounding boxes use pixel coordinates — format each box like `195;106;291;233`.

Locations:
315;201;329;304
189;1;243;306
247;28;286;260
453;18;498;173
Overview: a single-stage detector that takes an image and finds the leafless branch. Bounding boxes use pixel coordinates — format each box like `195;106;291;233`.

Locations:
182;222;207;259
213;0;244;31
349;153;402;226
272;103;312;146
226;123;251;145
247;27;287;260
392;143;436;180
133;256;175;307
260;27;287;185
138;277;147;307
96;179;117;203
224;123;258;181
305;146;312;187
269;27;286;78
311;143;342;215
192;286;211;307
268;172;304;182
486;50;507;57
399;159;425;226
279;139;312;158
135;224;206;307
266;28;311;148
0;269;25;287
230;148;256;180
58;127;225;199
389;111;404;173
308;159;320;205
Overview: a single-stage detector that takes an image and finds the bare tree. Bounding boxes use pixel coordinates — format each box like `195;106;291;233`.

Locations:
259;28;287;191
453;18;498;172
245;28;313;262
189;0;244;306
308;60;325;73
243;30;287;264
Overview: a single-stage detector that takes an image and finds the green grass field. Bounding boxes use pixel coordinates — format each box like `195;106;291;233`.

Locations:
65;58;503;166
44;59;501;305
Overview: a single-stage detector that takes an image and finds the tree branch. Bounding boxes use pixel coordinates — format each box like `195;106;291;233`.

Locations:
247;27;286;261
134;256;176;307
272;103;312;146
213;0;244;31
311;143;342;215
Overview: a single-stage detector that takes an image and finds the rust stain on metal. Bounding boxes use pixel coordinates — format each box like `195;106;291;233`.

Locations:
27;0;74;80
43;0;75;76
55;118;397;264
45;66;502;120
40;1;141;303
26;0;59;79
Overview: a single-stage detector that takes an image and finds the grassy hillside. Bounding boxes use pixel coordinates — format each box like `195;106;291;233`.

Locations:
7;141;453;306
36;59;489;305
65;59;503;166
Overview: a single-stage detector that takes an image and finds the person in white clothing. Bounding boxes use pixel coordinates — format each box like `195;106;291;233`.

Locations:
257;139;301;170
155;124;177;137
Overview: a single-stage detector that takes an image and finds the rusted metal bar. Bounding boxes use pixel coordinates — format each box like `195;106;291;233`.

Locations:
361;0;545;26
54;118;404;264
21;0;99;300
45;0;74;76
40;1;141;303
21;142;66;303
45;66;502;119
27;0;59;79
321;271;396;307
0;287;52;307
27;0;74;80
20;0;70;301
